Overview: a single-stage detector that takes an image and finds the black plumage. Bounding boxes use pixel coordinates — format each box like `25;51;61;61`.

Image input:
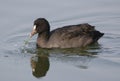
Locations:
30;18;104;48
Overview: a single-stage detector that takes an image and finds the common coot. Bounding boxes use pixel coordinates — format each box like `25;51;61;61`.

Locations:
30;18;104;48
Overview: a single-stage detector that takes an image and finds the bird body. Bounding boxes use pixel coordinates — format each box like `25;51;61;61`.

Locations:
30;18;104;48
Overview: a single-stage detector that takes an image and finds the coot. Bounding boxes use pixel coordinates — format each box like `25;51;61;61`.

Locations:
30;18;104;48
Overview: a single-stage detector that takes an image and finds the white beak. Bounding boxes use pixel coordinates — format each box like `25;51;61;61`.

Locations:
30;25;37;38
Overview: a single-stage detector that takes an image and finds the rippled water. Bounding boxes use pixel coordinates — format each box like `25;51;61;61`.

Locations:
0;0;120;81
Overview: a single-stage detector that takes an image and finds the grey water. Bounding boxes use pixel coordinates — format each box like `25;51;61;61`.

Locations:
0;0;120;81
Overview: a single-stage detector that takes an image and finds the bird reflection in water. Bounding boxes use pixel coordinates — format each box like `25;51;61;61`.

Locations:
31;52;49;78
30;43;101;78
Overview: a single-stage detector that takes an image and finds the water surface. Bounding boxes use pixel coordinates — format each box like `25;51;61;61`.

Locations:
0;0;120;81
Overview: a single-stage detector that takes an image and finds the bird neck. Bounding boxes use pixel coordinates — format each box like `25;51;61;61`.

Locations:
37;31;50;47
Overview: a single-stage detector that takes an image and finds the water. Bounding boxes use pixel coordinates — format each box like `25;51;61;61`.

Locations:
0;0;120;81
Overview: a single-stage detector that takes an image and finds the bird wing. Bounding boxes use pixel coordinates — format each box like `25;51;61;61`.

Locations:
50;23;95;40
